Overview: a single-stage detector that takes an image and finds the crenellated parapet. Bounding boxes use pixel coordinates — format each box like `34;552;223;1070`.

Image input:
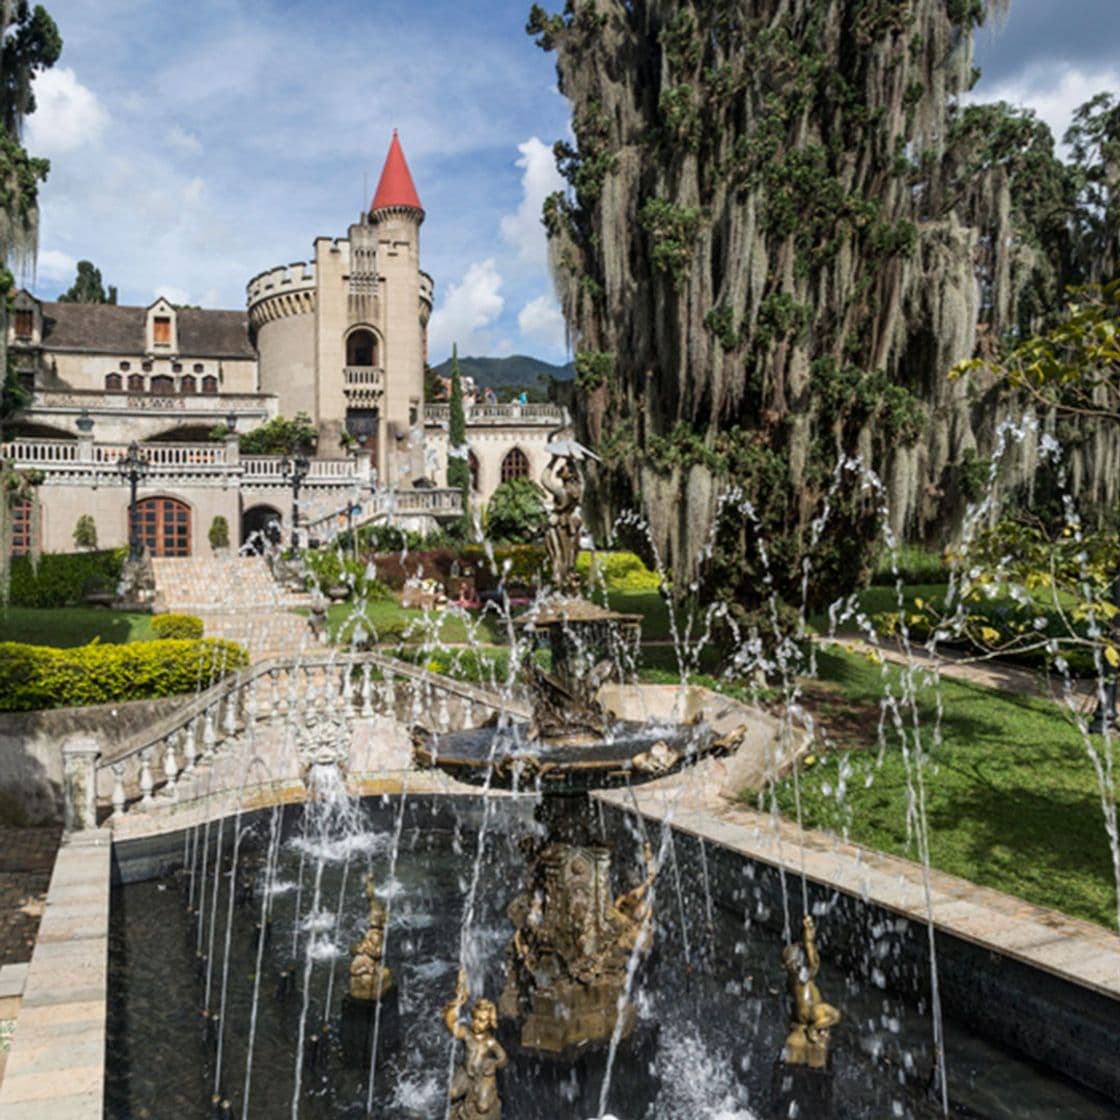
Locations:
247;261;317;330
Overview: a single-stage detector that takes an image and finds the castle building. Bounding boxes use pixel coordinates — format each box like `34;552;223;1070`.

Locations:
3;133;563;556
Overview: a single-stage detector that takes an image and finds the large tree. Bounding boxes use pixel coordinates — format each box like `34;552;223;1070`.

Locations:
528;0;1064;624
57;259;117;304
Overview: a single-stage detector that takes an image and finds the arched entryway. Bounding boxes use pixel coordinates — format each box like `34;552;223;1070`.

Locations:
241;504;283;552
135;496;191;557
345;327;379;367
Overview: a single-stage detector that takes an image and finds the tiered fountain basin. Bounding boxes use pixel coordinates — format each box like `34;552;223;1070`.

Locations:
99;794;1120;1120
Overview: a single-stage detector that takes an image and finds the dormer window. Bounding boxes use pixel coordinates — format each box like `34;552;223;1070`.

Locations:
146;299;178;353
14;309;33;339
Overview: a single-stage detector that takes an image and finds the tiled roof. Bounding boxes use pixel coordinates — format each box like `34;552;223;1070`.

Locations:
38;301;255;359
370;130;423;214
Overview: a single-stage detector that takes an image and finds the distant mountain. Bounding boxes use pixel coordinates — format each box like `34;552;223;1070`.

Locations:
432;354;574;390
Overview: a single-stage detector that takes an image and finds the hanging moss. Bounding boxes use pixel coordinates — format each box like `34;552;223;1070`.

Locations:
530;0;1108;615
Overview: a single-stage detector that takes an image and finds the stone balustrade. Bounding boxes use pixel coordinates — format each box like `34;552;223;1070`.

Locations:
303;485;464;537
423;402;564;426
1;437;367;488
67;652;525;826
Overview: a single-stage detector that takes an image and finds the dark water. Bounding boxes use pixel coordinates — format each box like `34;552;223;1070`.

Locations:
105;796;1117;1119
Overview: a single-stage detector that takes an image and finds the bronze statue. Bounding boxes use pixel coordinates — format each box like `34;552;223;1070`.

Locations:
541;451;583;594
349;874;393;1001
781;915;841;1068
444;968;507;1120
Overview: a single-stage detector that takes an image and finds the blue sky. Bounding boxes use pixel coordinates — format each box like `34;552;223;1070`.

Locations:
18;0;1120;367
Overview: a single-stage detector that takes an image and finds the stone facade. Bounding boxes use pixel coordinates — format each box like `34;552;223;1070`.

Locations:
3;133;559;557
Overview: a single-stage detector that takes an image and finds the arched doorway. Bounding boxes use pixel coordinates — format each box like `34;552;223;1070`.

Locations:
241;504;283;553
135;496;191;557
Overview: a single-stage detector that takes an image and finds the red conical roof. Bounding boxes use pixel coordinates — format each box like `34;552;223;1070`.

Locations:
370;130;423;214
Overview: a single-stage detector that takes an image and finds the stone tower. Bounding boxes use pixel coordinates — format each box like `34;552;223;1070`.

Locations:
248;131;433;485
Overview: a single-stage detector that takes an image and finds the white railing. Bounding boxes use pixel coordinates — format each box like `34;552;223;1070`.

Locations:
80;652;525;820
0;438;79;463
304;487;463;536
343;366;384;388
423;403;564;425
94;443;226;467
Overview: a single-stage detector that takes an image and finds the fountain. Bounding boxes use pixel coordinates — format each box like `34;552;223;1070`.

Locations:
67;429;1118;1120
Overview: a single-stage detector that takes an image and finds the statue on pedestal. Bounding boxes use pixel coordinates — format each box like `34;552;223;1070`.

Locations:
349;874;392;1001
444;968;507;1120
781;915;841;1068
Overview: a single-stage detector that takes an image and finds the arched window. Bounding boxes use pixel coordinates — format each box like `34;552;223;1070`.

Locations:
500;447;529;483
9;499;34;556
346;328;378;367
105;372;122;391
150;375;174;394
468;450;480;492
201;375;218;394
127;374;145;392
135;496;191;557
179;375;196;394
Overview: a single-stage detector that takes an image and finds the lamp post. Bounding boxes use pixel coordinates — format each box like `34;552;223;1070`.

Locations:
281;452;310;551
116;441;149;559
1089;569;1120;734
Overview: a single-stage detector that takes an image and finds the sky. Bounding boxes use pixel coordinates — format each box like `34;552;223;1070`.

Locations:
16;0;1120;368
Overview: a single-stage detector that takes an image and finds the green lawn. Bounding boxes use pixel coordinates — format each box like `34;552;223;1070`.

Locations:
320;598;506;647
769;647;1119;929
0;606;156;647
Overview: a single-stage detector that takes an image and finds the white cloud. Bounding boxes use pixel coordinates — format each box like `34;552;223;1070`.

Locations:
182;177;206;206
428;259;505;359
500;136;564;266
968;63;1120;153
25;68;109;156
517;294;566;353
167;126;203;156
34;249;77;281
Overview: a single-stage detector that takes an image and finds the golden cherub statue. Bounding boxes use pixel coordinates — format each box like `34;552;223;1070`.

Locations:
608;842;658;957
782;915;842;1068
444;967;508;1120
349;873;393;1001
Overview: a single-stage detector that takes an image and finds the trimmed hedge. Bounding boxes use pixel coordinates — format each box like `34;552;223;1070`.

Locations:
458;546;661;593
8;549;127;608
151;613;205;640
0;637;249;711
577;551;662;592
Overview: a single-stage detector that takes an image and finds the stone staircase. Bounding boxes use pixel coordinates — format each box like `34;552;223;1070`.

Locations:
150;555;313;661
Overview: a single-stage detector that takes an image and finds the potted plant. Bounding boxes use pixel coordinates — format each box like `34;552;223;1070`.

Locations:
209;514;231;553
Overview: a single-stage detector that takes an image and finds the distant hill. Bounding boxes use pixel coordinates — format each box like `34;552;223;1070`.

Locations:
432;354;574;391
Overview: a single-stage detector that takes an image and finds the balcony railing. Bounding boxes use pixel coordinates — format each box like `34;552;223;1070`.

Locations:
343;366;384;391
423;402;563;425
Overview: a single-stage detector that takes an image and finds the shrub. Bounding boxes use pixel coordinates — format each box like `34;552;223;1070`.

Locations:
0;637;249;712
577;551;662;592
151;613;204;640
208;515;230;550
485;478;546;543
302;548;392;600
72;514;97;550
365;548;459;592
459;544;547;588
8;549;126;608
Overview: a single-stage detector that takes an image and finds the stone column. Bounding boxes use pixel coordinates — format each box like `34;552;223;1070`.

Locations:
62;734;101;832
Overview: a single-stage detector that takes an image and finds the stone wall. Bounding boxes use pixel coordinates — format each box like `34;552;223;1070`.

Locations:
0;697;185;825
